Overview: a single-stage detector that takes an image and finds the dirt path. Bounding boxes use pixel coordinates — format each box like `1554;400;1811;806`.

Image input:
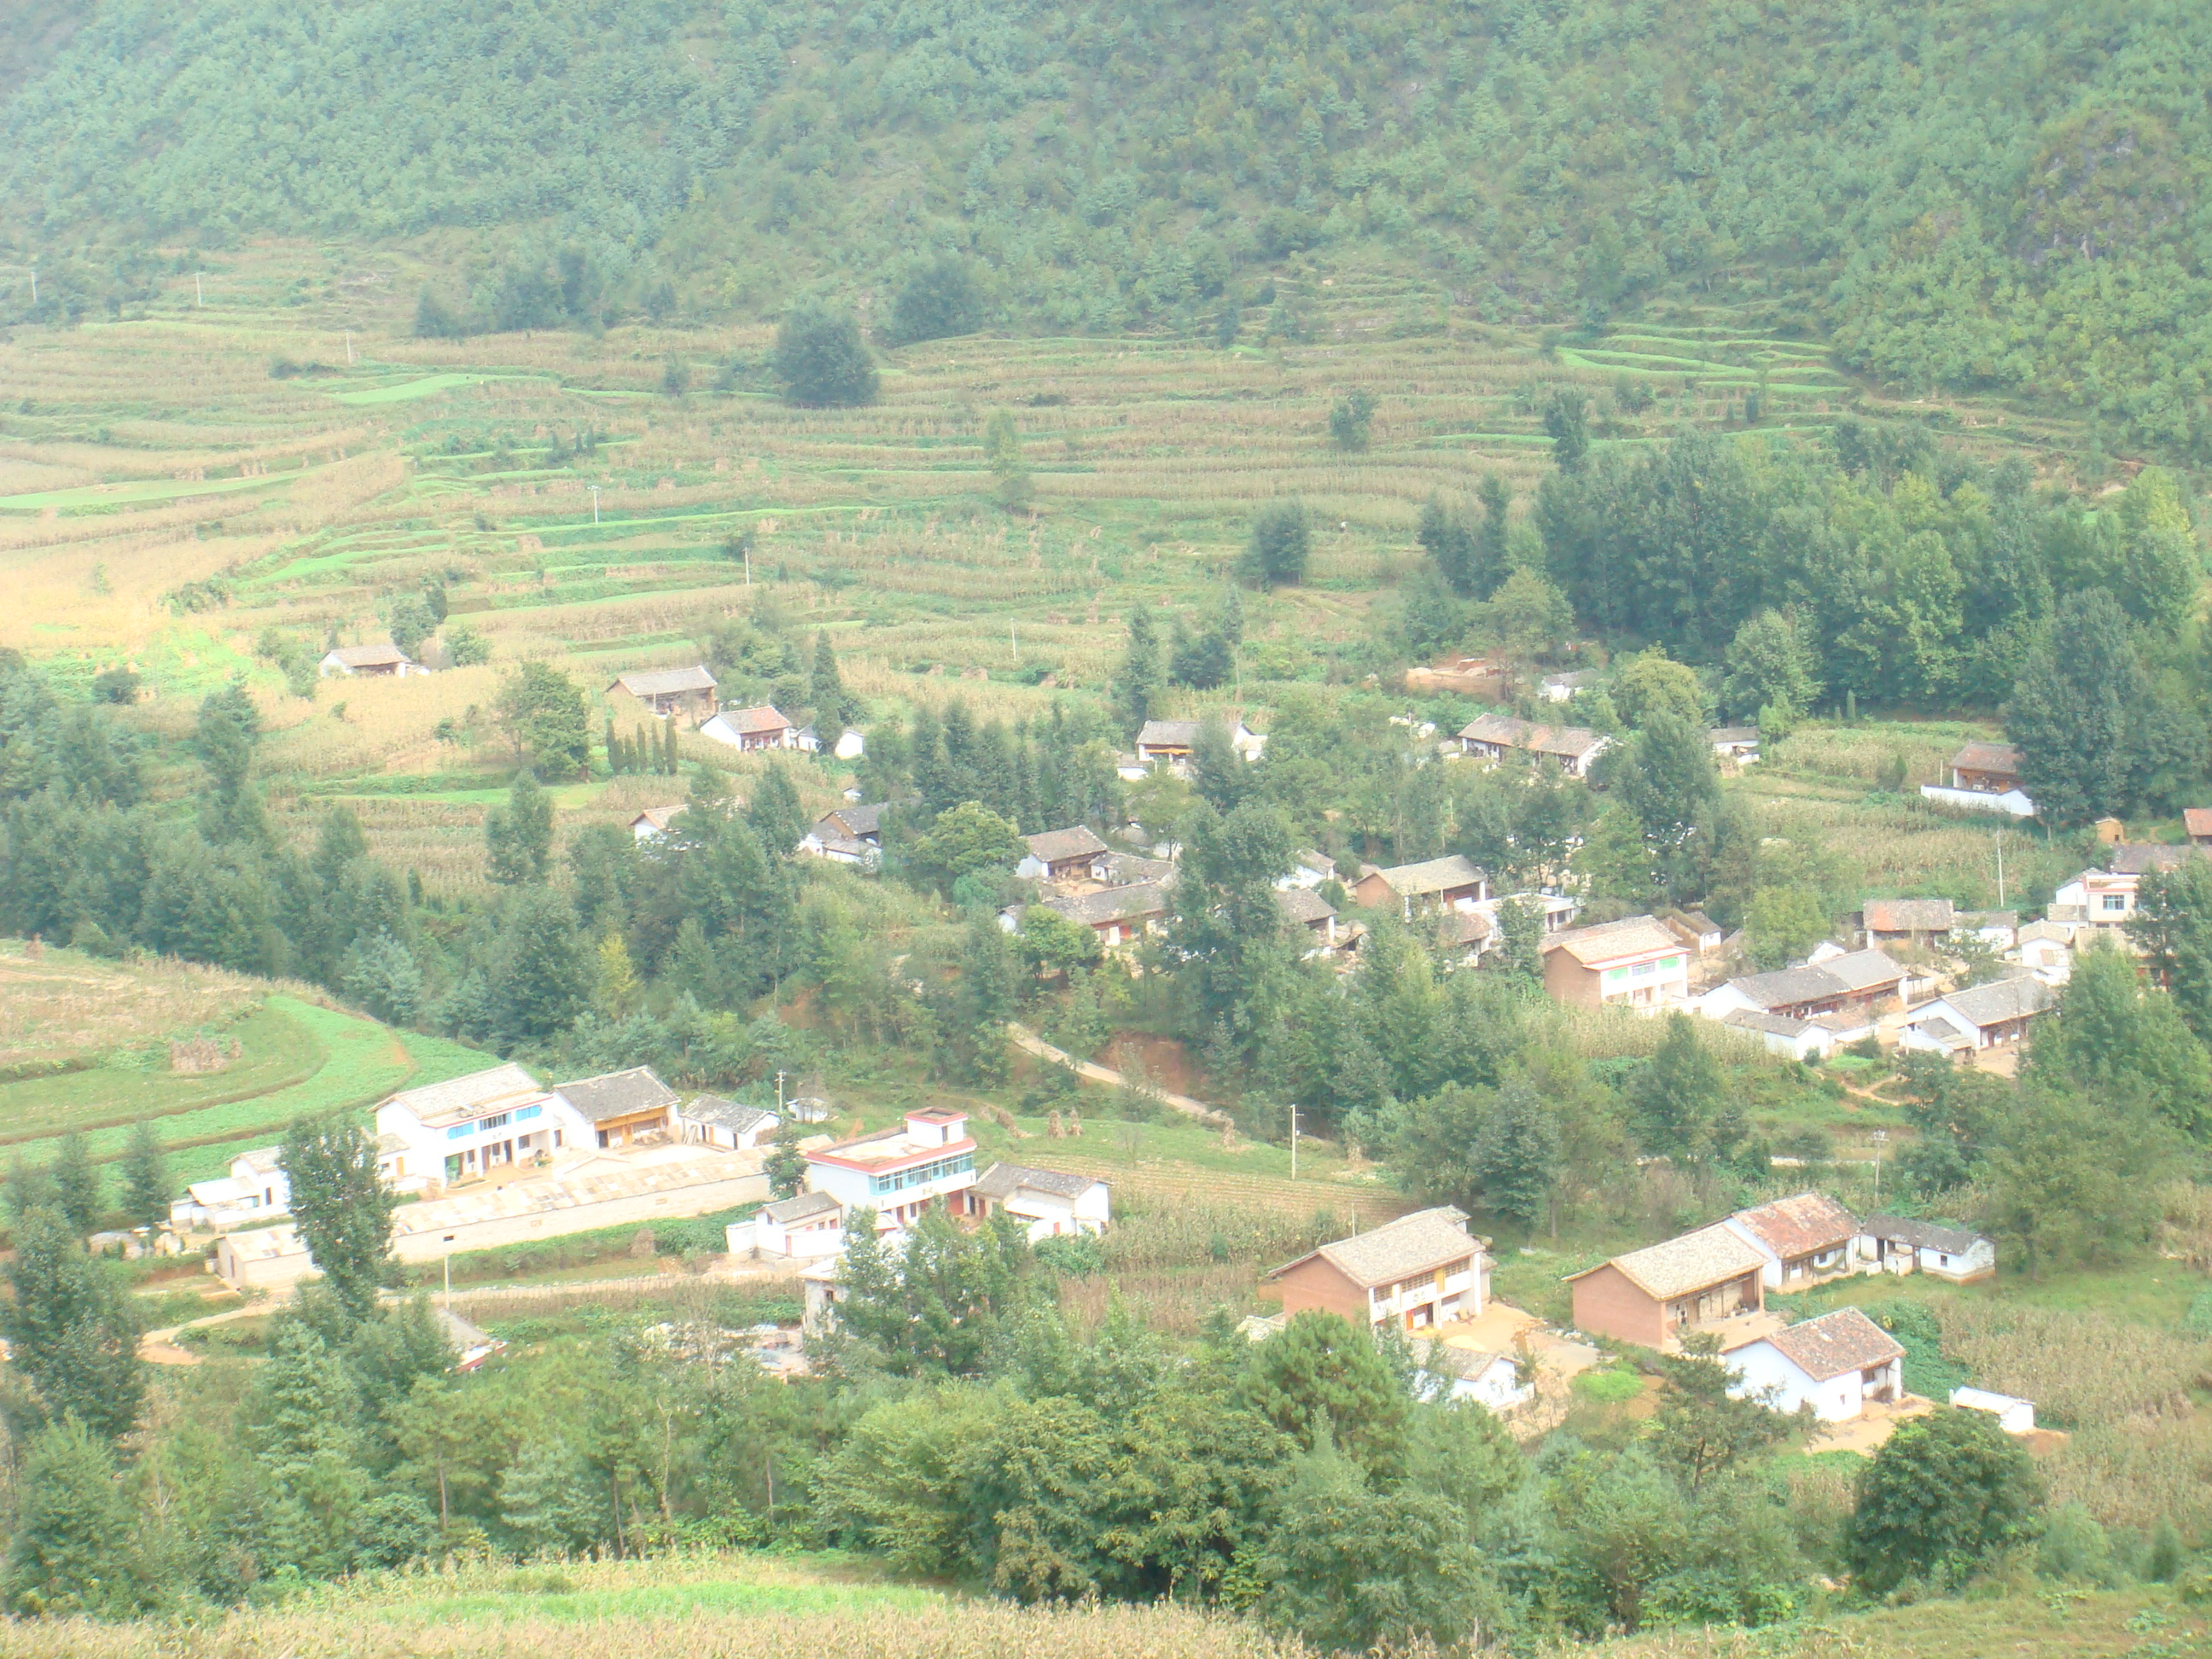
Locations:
1007;1025;1227;1126
141;1301;266;1365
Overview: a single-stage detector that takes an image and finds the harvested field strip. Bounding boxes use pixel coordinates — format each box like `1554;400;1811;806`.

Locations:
1013;1153;1412;1228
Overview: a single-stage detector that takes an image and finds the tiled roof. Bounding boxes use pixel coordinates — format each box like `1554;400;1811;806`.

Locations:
2187;809;2212;839
832;802;887;837
1277;887;1337;926
2109;843;2198;876
1820;948;1906;992
611;665;717;697
1544;914;1681;967
1709;726;1760;744
1458;713;1608;760
973;1162;1101;1202
632;805;684;832
1136;719;1242;750
681;1095;778;1134
761;1190;841;1225
1025;825;1109;864
1722;1008;1819;1039
1755;1307;1903;1382
1936;976;2054;1028
1272;1206;1481;1289
703;705;793;739
1860;1215;1985;1254
1864;898;1954;934
1949;741;2020;773
1726;965;1841;1010
1369;853;1486;897
1574;1224;1765;1300
1103;852;1175;886
326;642;411;667
1730;1192;1858;1260
554;1066;678;1123
1044;882;1170;927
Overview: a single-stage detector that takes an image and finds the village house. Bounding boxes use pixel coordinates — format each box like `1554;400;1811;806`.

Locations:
554;1066;681;1150
1278;848;1338;891
170;1147;291;1231
1537;668;1597;703
1135;718;1266;767
2188;809;2212;848
1018;825;1112;884
1102;850;1176;887
745;1190;846;1260
1695;947;1905;1024
608;665;719;722
1859;898;1954;950
1269;1207;1493;1334
1721;1192;1859;1289
1898;975;2055;1056
1042;882;1172;948
801;1108;979;1231
801;801;887;866
2050;845;2197;934
1455;713;1612;777
629;805;684;842
699;704;805;752
1277;886;1342;952
1661;910;1725;958
1958;910;2020;950
1720;1007;1867;1061
1350;853;1490;919
2012;919;2076;984
1566;1225;1766;1348
968;1162;1111;1240
1919;740;2034;817
318;642;422;678
1725;1307;1904;1423
1857;1216;1997;1283
375;1062;585;1188
1708;726;1760;765
1417;1343;1534;1412
676;1095;780;1150
1541;915;1691;1011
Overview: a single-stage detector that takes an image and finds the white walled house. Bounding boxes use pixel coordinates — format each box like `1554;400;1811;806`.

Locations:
745;1190;845;1260
1897;976;2053;1056
630;806;684;842
319;643;422;678
1856;1216;1996;1283
1951;1387;2034;1434
802;1109;979;1230
969;1163;1110;1240
554;1066;681;1149
375;1063;587;1187
1726;1307;1905;1423
678;1095;779;1150
1417;1343;1534;1412
1721;1192;1859;1289
171;1147;291;1231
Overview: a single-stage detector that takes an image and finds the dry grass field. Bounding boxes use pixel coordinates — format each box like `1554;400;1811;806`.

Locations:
0;940;261;1070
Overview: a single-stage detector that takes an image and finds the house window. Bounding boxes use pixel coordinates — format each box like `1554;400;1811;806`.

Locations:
2102;895;2128;912
869;1151;975;1196
515;1104;542;1122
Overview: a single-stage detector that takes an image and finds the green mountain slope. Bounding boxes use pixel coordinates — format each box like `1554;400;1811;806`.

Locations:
4;0;2210;450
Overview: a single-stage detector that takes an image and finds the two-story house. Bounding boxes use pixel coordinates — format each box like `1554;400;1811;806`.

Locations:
1540;915;1691;1011
375;1063;589;1187
1268;1207;1493;1334
802;1109;980;1231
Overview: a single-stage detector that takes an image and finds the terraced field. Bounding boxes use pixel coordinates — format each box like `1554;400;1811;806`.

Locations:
0;242;2083;889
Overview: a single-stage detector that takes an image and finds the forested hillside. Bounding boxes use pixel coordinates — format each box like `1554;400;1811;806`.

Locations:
3;0;2211;451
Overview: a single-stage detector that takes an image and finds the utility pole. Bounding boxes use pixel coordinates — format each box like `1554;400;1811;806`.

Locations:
442;1234;456;1308
776;1070;787;1115
28;271;35;304
1010;621;1018;666
589;484;601;526
195;273;203;306
1289;1103;1298;1180
1994;834;2007;908
744;551;751;585
345;329;354;364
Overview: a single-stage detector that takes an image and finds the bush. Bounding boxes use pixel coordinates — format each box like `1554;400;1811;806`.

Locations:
774;306;878;407
1239;499;1312;589
886;257;986;345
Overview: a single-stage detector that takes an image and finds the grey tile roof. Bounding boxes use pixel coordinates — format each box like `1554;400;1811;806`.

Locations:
973;1162;1101;1202
1103;852;1176;886
1370;853;1487;897
1863;898;1955;934
1723;1008;1819;1039
1819;948;1906;992
1044;882;1170;927
612;665;717;697
1458;713;1608;760
1756;1307;1904;1381
1860;1215;1985;1254
1272;1206;1481;1289
1949;741;2020;773
681;1096;778;1134
327;642;411;667
832;802;887;837
1277;887;1338;926
1025;825;1109;864
1575;1224;1765;1301
2109;843;2199;876
1545;914;1682;967
760;1190;841;1225
1935;976;2054;1028
1137;719;1207;749
553;1066;678;1123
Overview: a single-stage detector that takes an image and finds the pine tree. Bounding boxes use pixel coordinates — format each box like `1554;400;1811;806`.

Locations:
1239;500;1312;589
1113;605;1162;739
748;762;807;859
3;1418;144;1616
252;1322;370;1578
0;1208;145;1441
2004;587;2147;829
604;716;620;775
662;717;679;776
810;632;853;732
118;1121;170;1237
490;887;593;1039
1471;1080;1561;1229
49;1133;99;1237
1629;1015;1725;1161
277;1115;398;1325
484;769;554;885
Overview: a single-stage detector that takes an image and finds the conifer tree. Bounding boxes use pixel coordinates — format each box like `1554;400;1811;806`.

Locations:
484;769;554;885
118;1121;170;1237
277;1115;398;1325
3;1418;144;1616
49;1133;99;1238
1113;604;1162;739
1;1208;145;1441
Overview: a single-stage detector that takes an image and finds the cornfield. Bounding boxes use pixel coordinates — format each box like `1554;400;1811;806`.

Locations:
1937;1302;2209;1430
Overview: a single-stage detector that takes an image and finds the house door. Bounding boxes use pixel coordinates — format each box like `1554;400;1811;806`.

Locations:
445;1154;463;1183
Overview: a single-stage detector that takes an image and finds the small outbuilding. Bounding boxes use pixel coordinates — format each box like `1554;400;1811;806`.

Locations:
1950;1387;2034;1434
969;1162;1111;1240
1855;1215;1996;1283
